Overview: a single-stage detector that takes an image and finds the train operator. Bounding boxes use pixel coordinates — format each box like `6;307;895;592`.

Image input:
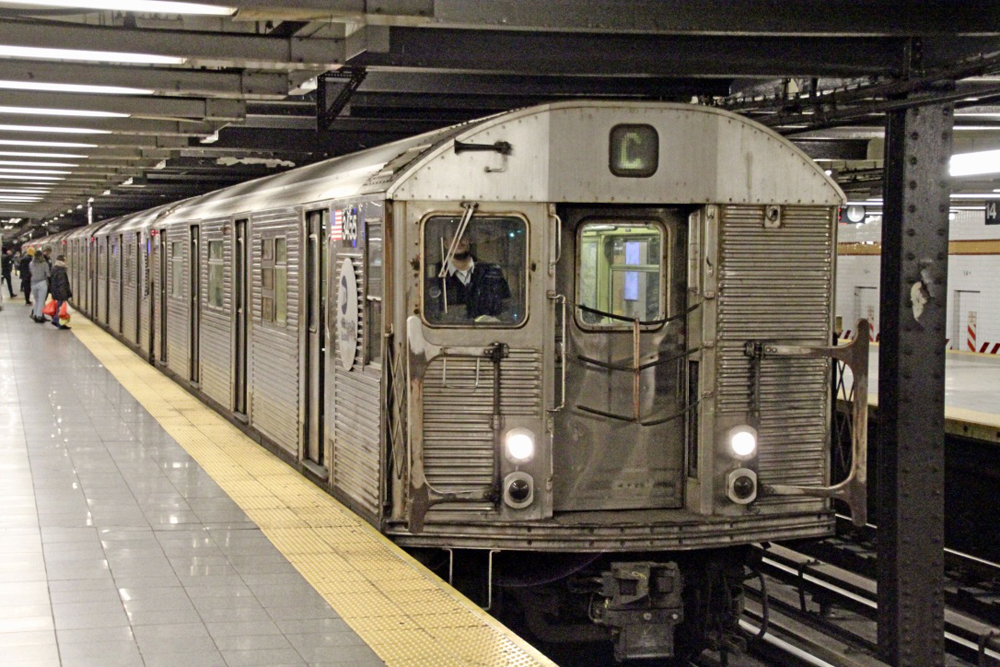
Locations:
427;230;511;324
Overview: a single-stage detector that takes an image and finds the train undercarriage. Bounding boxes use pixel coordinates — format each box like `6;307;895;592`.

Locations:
416;546;757;662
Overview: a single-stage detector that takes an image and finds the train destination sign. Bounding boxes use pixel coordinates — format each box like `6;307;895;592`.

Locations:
609;124;658;178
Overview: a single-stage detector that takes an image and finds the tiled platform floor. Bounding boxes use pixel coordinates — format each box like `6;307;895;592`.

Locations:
0;301;383;666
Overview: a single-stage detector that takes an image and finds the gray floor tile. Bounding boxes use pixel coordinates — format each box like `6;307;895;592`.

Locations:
213;633;294;651
58;639;143;665
0;642;61;665
222;647;307;665
204;619;284;638
295;644;384;664
140;651;227;667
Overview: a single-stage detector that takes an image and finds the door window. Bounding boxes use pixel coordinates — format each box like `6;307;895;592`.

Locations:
208;241;223;308
422;214;527;327
577;221;666;328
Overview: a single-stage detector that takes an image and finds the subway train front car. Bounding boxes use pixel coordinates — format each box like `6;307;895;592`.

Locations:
37;102;868;661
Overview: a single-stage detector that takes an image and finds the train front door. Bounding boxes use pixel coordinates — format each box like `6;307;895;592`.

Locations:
552;206;688;511
304;210;327;469
233;219;249;415
190;225;200;383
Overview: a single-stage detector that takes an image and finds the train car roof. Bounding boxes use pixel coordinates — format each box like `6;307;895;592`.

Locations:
389;101;844;205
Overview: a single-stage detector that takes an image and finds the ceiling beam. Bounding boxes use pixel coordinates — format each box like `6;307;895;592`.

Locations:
0;60;294;100
209;0;1000;35
0;91;246;122
358;71;733;97
0;19;342;70
0;114;223;137
348;27;911;77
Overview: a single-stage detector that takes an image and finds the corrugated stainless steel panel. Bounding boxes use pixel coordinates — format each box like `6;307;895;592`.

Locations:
249;211;300;455
423;349;541;513
331;252;381;516
717;205;834;505
164;222;189;379
199;219;232;410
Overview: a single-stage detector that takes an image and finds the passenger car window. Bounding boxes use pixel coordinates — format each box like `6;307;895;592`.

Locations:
170;241;183;297
423;214;526;327
578;222;665;327
208;241;223;308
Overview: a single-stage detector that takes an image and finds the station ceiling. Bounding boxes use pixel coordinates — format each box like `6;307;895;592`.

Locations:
2;0;1000;240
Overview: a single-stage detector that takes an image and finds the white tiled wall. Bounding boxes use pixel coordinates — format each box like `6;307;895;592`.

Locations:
835;210;1000;351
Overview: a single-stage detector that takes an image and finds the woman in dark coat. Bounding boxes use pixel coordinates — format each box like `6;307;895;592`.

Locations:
18;249;33;305
49;254;72;330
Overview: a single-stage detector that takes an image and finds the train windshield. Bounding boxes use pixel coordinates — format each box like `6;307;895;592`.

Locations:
578;221;665;327
423;214;526;326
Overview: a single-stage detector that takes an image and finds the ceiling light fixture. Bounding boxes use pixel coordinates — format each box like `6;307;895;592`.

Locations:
950;148;1000;177
0;45;185;66
0;105;129;119
0;160;79;167
0;124;111;134
0;80;154;96
0;188;50;194
0;167;71;175
0;196;43;202
0;0;235;15
0;139;97;148
0;174;64;181
0;151;87;159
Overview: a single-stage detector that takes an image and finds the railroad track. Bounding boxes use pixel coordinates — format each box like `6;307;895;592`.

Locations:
750;538;1000;665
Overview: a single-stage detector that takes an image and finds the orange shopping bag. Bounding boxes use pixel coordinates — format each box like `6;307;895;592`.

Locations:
42;299;56;317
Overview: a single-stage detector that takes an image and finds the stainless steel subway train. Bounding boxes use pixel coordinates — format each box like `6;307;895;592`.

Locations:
32;101;869;661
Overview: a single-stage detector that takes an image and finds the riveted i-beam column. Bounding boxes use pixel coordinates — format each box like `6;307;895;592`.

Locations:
877;102;952;665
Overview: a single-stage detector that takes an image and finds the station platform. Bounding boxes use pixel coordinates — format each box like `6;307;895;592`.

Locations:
863;346;1000;444
0;302;552;666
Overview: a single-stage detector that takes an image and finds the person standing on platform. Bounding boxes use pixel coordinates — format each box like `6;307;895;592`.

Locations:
29;250;50;322
1;249;14;297
49;255;71;330
18;248;33;306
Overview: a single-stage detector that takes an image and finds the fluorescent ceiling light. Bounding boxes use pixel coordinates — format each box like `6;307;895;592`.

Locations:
0;80;154;95
0;160;78;167
0;0;234;15
950;193;1000;199
0;188;49;193
0;105;128;118
951;149;1000;177
0;174;64;180
0;196;43;202
0;45;185;66
0;151;86;159
0;167;71;174
0;139;96;148
0;124;111;134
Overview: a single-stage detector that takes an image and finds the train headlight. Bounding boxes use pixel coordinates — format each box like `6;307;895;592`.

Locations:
504;428;535;464
728;425;758;458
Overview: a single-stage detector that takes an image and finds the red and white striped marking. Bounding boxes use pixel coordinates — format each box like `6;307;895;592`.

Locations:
330;210;344;240
967;311;977;352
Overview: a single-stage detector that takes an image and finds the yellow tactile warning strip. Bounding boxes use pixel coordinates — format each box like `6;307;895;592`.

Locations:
69;315;555;667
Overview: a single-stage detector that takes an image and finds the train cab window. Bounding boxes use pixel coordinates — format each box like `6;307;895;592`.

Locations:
170;241;183;297
422;214;526;327
208;241;223;308
577;221;665;328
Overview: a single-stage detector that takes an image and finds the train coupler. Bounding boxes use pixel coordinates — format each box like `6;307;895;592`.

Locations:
591;562;684;662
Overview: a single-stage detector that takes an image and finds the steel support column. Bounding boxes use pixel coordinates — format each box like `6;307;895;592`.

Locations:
877;102;952;665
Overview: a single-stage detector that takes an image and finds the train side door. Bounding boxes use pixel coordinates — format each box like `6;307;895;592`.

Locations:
158;229;168;363
304;210;327;470
117;234;124;333
552;206;688;511
190;224;201;384
103;237;111;323
233;218;249;415
135;232;142;345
